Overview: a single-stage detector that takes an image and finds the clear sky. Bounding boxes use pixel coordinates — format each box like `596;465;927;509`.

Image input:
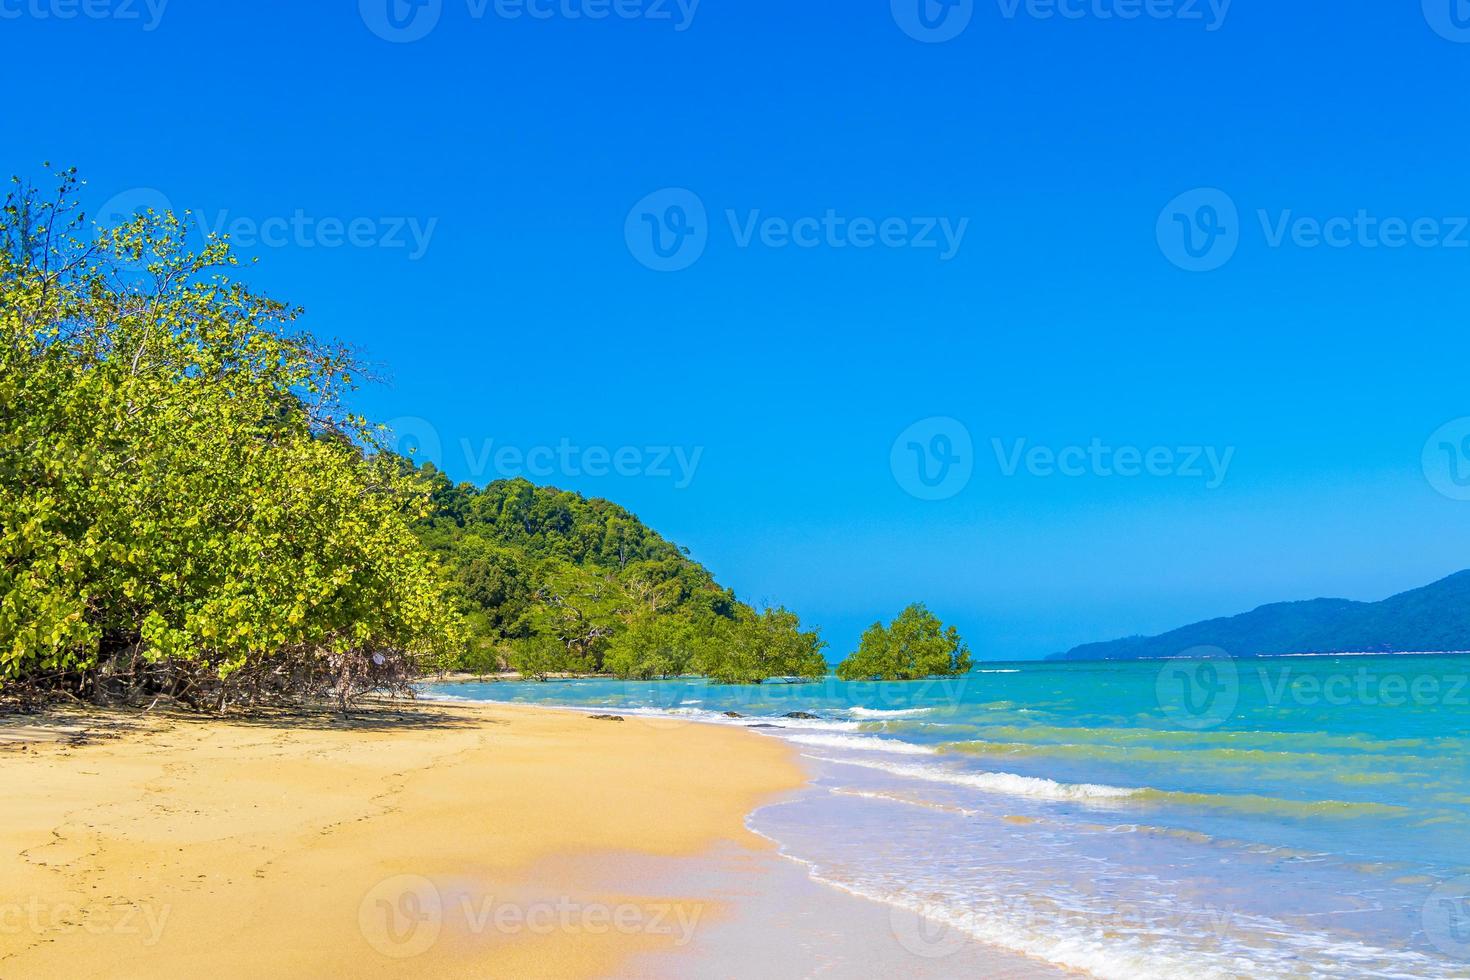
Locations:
10;0;1470;659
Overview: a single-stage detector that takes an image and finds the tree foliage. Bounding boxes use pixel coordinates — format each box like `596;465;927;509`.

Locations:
417;473;730;671
508;634;589;681
698;607;829;685
602;613;704;680
1;166;837;704
413;474;830;683
835;603;971;681
1;169;460;709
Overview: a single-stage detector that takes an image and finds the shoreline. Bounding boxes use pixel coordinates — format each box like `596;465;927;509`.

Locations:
0;698;1066;978
416;693;1075;977
0;700;802;977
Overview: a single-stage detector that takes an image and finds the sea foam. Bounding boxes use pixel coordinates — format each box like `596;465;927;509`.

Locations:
784;733;935;755
806;754;1142;802
847;706;933;718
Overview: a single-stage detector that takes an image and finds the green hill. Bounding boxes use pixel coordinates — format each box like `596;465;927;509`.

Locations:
412;467;741;671
1050;571;1470;661
411;467;825;683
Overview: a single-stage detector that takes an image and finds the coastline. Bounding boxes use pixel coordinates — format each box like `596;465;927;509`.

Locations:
0;698;1065;978
1;700;801;977
417;667;1470;979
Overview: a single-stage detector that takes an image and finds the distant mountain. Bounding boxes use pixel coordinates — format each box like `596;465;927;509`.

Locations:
1049;571;1470;661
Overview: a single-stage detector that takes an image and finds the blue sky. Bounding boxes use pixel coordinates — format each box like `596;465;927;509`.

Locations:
10;0;1470;659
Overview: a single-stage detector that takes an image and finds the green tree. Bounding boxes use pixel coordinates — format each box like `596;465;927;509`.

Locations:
455;543;534;636
510;634;586;681
527;562;625;670
698;607;828;685
409;472;744;672
604;614;703;680
835;604;971;681
1;169;461;709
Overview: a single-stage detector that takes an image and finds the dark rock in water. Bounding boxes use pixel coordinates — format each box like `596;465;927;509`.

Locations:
722;711;744;718
783;711;820;720
746;723;778;728
589;714;624;722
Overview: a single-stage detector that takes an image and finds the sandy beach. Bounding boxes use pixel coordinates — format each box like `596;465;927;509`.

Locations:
0;701;806;977
0;700;1063;979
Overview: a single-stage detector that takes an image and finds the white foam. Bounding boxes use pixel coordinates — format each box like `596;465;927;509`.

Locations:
750;804;1465;980
831;787;979;816
807;755;1142;802
735;717;864;732
813;881;1247;980
818;876;1460;980
847;706;933;718
784;733;935;755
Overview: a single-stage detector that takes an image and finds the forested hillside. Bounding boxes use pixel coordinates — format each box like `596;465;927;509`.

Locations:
412;468;827;682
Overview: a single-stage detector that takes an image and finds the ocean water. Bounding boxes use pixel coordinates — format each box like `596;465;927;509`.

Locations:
424;655;1470;979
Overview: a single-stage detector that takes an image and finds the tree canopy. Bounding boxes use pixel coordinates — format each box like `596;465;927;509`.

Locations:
834;603;971;681
413;471;828;684
698;607;829;685
1;169;460;709
1;167;846;705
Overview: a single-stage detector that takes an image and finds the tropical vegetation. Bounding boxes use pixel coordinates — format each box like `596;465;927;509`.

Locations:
835;603;971;681
0;168;835;708
413;470;827;682
1;169;459;710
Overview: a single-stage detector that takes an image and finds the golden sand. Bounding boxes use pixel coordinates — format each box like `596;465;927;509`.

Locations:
0;701;805;978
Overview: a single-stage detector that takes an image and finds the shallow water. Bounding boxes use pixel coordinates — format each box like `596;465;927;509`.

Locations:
425;655;1470;978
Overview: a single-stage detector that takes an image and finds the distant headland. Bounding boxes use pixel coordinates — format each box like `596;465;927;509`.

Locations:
1049;570;1470;662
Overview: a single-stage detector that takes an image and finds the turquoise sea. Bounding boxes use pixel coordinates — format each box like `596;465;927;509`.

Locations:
426;654;1470;979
